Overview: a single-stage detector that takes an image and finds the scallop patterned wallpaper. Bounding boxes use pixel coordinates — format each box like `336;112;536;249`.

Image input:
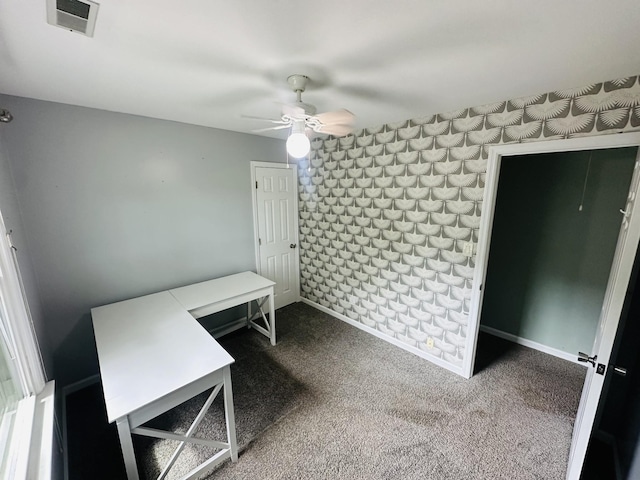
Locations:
296;75;640;373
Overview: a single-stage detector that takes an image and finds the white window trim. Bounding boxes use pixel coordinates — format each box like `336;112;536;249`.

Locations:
4;394;35;480
3;381;55;480
0;208;51;480
0;225;45;395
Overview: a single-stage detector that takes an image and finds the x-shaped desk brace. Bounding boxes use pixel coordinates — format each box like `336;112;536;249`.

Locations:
128;370;237;480
247;295;273;339
170;272;276;346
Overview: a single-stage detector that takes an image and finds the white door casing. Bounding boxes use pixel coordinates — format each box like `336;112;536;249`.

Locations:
463;132;640;480
251;162;300;310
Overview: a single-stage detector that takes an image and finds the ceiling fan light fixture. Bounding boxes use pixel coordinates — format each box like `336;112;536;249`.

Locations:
286;120;310;158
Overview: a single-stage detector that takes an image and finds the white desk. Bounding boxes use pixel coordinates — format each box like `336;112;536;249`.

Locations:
92;291;237;480
91;272;276;480
169;271;276;345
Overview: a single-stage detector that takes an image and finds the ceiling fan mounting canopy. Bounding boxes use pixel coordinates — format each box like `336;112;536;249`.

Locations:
244;73;356;138
287;74;309;94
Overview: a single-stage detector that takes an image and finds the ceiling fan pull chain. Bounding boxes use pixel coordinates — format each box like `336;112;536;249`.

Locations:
578;151;593;212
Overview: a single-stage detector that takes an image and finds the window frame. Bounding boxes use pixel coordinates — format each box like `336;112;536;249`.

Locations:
0;210;49;480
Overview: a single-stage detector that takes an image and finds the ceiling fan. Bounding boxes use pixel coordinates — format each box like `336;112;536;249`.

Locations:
245;74;356;158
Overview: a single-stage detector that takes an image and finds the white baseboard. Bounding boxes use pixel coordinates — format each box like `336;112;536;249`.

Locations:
62;374;100;397
300;298;465;377
479;325;584;365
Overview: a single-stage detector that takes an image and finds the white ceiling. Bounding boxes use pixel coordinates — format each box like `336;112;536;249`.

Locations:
1;0;639;139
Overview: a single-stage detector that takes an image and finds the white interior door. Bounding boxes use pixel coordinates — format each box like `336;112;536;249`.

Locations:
252;163;300;309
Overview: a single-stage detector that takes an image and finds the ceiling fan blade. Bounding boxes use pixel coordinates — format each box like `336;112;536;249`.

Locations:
314;124;354;137
241;114;287;124
252;124;291;133
314;109;355;126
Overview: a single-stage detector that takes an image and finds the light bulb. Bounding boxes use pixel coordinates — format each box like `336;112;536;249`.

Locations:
286;132;310;158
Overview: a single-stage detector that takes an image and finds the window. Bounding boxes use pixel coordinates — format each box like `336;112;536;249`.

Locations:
0;321;21;477
0;210;48;479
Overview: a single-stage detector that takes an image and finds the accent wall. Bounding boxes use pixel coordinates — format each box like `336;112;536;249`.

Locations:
297;75;640;372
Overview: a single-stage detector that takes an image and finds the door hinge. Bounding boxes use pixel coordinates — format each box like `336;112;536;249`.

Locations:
258;238;262;246
256;181;258;189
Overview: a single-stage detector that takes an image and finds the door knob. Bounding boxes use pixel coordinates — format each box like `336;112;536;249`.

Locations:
290;243;297;249
578;352;597;367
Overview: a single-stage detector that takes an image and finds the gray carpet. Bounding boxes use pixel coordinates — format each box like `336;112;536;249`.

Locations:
134;302;586;480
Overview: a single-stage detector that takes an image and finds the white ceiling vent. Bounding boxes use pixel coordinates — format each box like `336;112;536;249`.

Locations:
46;0;99;37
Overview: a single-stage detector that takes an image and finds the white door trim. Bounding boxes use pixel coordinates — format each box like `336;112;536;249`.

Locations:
465;132;640;378
462;131;640;480
250;161;301;305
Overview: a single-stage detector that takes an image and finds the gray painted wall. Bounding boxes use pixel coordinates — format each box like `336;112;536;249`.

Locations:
481;148;636;355
0;94;284;386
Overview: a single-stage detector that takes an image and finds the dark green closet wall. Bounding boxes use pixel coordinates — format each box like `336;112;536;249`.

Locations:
481;147;636;354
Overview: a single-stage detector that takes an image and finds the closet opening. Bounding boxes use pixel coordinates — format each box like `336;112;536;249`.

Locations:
464;132;640;479
477;147;637;367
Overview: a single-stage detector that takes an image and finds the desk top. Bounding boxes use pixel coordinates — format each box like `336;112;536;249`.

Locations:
92;291;234;423
169;271;275;311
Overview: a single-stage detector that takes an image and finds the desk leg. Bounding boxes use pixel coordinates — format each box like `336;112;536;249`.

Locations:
116;416;140;480
269;288;276;346
247;301;252;329
223;366;238;462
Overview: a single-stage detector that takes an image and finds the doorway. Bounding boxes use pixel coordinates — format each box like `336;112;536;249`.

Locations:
250;161;301;309
478;148;636;364
463;132;640;479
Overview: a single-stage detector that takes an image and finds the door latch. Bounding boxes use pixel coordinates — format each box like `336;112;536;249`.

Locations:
578;352;597;367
